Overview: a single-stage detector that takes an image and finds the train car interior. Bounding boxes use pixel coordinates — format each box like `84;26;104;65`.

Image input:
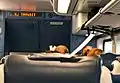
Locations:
0;0;120;83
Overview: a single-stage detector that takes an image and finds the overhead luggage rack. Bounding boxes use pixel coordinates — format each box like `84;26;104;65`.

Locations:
79;0;120;35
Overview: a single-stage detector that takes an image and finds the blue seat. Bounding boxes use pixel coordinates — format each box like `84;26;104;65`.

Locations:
4;54;101;83
112;75;120;83
101;53;117;71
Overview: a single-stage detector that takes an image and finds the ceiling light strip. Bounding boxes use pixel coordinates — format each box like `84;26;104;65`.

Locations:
58;0;71;13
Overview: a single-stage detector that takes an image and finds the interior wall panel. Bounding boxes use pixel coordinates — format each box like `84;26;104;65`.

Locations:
5;18;39;52
39;20;71;51
71;35;97;54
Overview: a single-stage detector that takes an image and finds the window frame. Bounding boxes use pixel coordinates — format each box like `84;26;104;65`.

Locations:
103;38;112;52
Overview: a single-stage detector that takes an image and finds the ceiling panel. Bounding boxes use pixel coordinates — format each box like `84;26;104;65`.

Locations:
0;0;111;13
74;0;110;13
36;1;53;12
0;0;53;11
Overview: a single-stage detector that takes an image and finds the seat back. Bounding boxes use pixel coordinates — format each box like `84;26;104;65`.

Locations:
0;64;4;83
112;60;120;83
4;54;101;83
101;53;116;71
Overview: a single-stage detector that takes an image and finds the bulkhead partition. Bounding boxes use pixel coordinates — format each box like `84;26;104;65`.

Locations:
4;12;72;53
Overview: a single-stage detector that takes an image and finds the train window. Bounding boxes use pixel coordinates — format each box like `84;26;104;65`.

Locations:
103;39;112;53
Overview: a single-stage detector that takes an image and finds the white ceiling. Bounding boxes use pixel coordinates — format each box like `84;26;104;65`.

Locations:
0;0;53;11
0;0;111;12
73;0;110;13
